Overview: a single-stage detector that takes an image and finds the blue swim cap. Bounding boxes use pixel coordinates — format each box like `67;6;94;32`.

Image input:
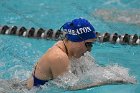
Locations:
61;18;96;42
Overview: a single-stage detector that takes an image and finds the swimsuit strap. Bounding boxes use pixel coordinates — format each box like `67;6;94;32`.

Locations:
62;40;69;55
56;40;69;55
33;62;39;76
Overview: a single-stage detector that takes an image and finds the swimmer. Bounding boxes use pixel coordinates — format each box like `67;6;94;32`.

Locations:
26;18;135;90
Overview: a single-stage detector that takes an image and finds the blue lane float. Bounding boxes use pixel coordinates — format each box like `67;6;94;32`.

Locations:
0;25;140;45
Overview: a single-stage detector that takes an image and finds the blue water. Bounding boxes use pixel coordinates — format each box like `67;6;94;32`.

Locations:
0;0;140;93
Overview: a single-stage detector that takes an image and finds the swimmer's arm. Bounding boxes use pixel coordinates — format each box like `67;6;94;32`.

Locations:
67;80;133;90
67;81;109;90
50;53;69;78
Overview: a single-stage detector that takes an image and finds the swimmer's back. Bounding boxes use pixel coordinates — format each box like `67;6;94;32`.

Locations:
26;41;69;89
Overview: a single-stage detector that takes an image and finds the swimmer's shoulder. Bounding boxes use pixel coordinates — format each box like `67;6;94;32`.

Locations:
44;45;69;78
38;41;69;67
47;41;68;58
49;46;69;63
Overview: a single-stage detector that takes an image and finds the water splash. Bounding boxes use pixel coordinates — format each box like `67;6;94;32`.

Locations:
0;52;137;92
51;52;136;90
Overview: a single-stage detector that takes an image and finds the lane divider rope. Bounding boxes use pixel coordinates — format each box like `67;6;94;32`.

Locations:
0;25;140;45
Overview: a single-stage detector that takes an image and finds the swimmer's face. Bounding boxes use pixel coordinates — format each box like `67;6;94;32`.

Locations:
73;38;96;58
84;38;96;52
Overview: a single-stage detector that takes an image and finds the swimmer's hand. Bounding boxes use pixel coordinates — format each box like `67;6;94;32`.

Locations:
67;79;137;91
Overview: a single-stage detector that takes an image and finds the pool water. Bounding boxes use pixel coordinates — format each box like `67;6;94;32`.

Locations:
0;0;140;93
